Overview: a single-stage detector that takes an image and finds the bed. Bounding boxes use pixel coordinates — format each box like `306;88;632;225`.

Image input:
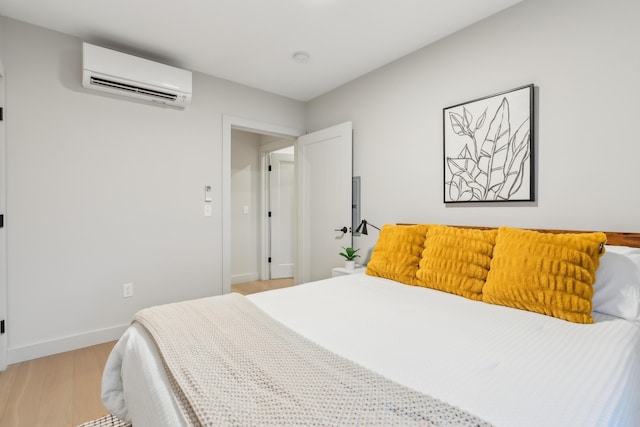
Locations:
101;225;640;426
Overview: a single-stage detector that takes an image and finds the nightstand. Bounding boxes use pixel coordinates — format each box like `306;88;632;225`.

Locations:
331;266;366;277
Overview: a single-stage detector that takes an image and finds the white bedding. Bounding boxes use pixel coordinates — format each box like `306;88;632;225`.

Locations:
102;273;640;426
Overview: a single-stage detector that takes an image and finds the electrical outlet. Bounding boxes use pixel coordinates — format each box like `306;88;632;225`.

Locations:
123;282;134;298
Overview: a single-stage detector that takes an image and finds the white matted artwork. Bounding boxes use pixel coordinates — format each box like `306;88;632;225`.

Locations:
443;84;534;203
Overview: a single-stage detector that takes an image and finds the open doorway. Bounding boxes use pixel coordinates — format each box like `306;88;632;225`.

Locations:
222;116;304;295
222;117;352;293
229;129;295;294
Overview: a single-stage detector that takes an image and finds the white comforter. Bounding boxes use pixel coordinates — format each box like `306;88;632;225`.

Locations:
102;273;640;426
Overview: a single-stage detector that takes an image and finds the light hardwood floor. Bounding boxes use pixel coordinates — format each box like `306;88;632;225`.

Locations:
231;277;293;295
0;279;292;427
0;341;115;427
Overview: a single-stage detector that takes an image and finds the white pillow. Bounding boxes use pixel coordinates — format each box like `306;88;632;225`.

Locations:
592;245;640;323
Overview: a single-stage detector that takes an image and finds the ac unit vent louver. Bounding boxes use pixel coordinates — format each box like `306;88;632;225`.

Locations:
82;43;192;108
89;77;178;102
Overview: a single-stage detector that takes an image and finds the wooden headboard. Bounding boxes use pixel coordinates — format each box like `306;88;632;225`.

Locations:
398;224;640;248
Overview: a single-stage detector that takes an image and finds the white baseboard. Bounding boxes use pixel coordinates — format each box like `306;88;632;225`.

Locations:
7;324;129;364
230;272;259;285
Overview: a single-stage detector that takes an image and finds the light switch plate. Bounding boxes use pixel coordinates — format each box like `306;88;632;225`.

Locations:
123;283;133;298
204;185;212;202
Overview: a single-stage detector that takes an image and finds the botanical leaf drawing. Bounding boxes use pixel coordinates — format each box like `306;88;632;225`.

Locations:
475;108;487;130
496;118;530;200
449;112;468;136
446;146;485;201
444;87;531;202
478;98;510;200
462;107;472;128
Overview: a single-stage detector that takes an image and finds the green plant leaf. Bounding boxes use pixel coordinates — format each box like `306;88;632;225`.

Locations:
339;247;360;260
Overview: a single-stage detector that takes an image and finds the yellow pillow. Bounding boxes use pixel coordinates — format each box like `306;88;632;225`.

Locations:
365;224;430;286
483;226;606;324
416;225;498;300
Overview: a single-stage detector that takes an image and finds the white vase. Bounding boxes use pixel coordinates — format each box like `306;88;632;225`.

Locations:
345;260;355;271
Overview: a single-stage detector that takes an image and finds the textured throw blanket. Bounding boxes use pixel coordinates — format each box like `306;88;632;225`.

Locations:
134;293;491;426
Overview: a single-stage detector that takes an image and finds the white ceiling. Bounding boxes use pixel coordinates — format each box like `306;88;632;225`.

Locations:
0;0;522;101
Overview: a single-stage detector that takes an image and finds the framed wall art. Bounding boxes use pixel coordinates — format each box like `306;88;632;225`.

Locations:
443;84;534;203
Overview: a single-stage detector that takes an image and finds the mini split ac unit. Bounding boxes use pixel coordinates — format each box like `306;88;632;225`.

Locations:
82;43;192;108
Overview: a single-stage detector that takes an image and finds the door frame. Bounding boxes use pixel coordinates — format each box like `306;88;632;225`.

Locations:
222;115;304;294
0;62;7;371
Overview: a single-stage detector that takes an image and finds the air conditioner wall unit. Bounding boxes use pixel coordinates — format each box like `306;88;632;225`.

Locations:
82;43;192;108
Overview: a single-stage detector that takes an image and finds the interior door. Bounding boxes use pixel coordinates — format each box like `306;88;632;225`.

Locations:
269;152;295;279
0;66;7;370
297;122;352;283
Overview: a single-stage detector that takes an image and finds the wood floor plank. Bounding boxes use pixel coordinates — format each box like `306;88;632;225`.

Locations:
232;278;293;295
37;351;74;427
72;343;114;425
0;357;48;427
0;341;117;427
0;363;20;422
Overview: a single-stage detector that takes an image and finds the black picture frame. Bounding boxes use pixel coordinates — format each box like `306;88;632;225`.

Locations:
443;84;534;203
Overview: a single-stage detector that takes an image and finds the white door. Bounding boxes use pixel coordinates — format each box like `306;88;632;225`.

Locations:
0;66;7;370
269;152;295;278
297;122;352;283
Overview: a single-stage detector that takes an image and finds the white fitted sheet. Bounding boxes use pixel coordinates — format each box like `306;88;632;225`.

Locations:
102;273;640;426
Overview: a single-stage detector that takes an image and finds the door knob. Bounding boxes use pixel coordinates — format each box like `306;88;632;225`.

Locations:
335;226;348;233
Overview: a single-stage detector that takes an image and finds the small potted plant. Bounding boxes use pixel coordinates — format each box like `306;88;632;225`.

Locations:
339;247;360;271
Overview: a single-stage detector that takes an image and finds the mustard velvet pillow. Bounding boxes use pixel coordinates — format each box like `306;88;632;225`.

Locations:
415;225;498;300
483;227;607;324
365;224;430;286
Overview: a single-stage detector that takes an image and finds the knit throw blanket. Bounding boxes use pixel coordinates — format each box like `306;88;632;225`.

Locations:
134;293;491;426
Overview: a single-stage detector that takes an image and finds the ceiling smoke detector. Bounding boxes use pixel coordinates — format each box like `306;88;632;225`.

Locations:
292;51;310;64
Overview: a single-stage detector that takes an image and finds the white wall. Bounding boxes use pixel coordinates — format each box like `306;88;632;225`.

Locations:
0;16;4;59
2;17;305;362
307;0;640;253
230;129;260;284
